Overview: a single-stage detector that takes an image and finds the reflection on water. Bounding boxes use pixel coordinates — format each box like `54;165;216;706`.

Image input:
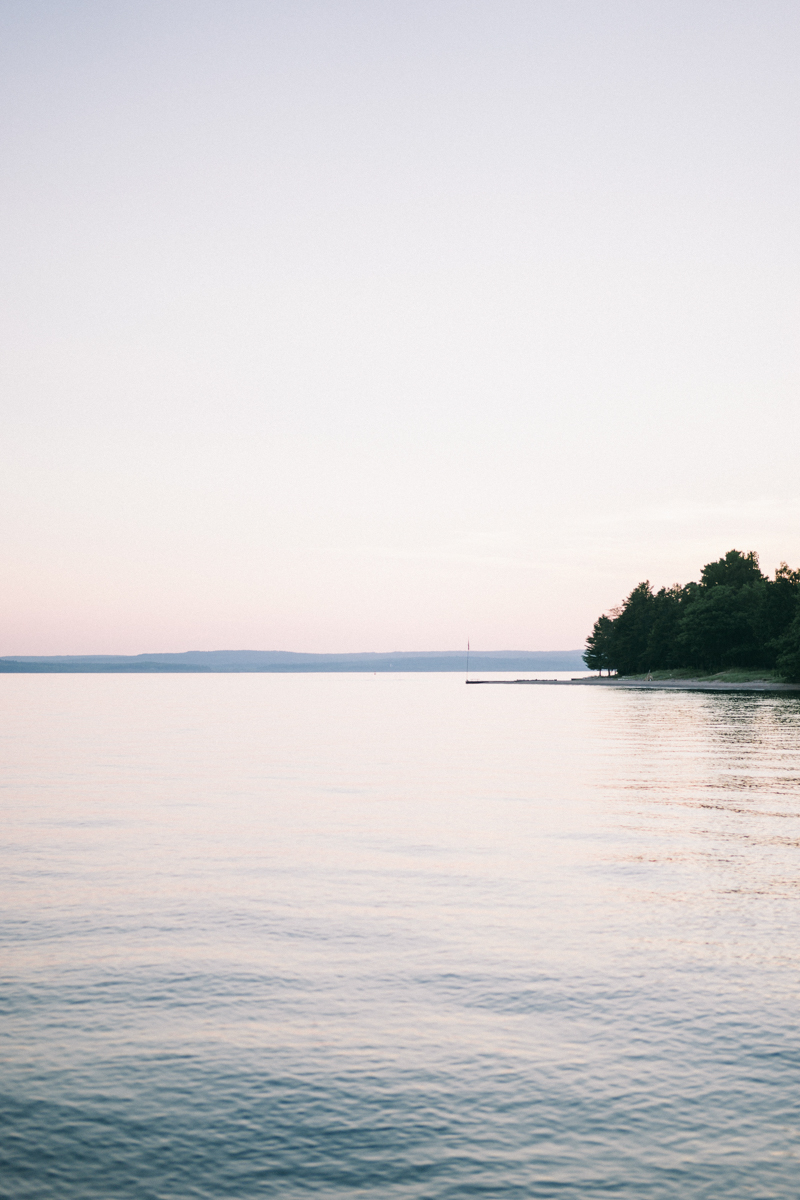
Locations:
1;675;799;1198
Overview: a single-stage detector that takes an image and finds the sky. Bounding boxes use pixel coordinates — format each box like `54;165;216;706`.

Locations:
2;0;799;654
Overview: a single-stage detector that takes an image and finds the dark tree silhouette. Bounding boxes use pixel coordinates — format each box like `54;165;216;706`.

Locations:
583;550;800;678
700;549;765;590
583;614;616;674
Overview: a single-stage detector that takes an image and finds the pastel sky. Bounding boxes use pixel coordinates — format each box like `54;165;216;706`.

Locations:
2;1;799;654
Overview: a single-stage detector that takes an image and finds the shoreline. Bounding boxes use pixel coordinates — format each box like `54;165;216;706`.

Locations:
467;677;800;692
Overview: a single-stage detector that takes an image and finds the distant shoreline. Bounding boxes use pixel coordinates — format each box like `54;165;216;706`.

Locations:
0;650;585;674
468;677;800;692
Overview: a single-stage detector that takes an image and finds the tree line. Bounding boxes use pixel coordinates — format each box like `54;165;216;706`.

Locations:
583;549;800;680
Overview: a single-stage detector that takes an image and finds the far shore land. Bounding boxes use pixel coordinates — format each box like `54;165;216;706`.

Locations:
469;668;800;692
0;650;585;674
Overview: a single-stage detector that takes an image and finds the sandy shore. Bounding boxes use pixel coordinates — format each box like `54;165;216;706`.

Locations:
467;677;800;692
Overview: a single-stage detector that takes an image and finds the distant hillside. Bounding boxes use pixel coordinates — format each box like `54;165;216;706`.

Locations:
0;650;586;673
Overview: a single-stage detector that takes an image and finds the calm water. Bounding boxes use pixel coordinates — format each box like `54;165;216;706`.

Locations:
2;673;800;1198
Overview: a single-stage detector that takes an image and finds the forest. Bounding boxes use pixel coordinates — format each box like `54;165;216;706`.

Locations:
583;550;800;681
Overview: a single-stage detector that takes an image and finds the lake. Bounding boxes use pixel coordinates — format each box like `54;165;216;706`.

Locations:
2;672;800;1198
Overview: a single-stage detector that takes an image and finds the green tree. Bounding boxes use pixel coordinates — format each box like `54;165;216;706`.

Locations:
700;549;765;590
583;551;800;678
775;602;800;681
761;563;800;664
677;550;770;670
644;584;686;670
678;583;766;670
583;614;616;674
609;581;656;675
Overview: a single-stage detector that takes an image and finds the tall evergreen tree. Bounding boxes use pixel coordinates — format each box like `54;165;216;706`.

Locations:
761;563;800;664
583;614;615;674
644;585;685;670
608;582;656;675
700;549;765;590
775;606;800;681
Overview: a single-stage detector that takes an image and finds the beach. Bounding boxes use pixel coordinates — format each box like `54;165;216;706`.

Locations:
470;677;800;692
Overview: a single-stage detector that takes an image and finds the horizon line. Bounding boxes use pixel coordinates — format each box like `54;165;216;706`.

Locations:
2;648;585;661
